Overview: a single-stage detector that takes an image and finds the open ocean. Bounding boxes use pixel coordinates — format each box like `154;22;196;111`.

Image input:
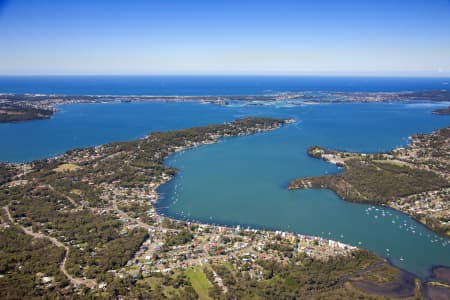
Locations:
0;75;449;95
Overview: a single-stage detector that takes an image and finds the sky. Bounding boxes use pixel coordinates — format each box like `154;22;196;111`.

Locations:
0;0;449;76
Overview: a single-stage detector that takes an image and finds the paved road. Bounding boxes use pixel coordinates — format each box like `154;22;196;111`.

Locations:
112;197;152;229
3;206;96;287
46;184;79;207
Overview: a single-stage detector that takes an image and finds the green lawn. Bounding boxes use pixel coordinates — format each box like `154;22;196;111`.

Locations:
185;266;212;300
53;163;80;172
373;159;408;167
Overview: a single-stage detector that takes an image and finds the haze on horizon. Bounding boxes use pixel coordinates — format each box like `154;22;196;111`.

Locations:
0;0;449;77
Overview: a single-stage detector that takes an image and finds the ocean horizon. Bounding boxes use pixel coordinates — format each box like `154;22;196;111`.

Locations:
0;75;449;96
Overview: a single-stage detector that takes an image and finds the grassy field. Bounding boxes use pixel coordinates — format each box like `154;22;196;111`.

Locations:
185;266;212;300
70;188;82;195
373;159;408;167
53;163;80;172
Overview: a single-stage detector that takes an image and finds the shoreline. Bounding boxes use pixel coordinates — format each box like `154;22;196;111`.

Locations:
1;98;448;165
114;119;366;259
154;169;447;282
289;128;450;239
1;116;448;297
151;150;444;298
151;125;448;282
2;115;448;267
1;89;450;124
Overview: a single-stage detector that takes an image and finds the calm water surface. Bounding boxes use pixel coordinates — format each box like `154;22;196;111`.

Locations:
0;75;449;95
157;102;450;278
0;102;240;162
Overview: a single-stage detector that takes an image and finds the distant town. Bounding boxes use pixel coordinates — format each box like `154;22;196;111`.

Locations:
1;89;449;123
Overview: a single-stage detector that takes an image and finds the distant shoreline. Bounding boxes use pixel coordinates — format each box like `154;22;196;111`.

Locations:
1;89;449;124
432;106;450;115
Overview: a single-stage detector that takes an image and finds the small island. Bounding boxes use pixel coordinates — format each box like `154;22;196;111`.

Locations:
289;127;450;237
432;106;450;115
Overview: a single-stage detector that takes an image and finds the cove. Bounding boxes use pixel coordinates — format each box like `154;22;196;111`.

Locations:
1;98;449;278
157;102;450;279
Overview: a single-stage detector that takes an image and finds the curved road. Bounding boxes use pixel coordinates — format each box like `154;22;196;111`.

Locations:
112;197;152;230
2;206;96;287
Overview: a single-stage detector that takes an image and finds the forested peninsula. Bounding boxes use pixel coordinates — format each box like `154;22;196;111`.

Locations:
289;127;450;237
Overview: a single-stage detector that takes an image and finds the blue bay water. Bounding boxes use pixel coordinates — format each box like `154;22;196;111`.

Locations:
0;102;241;162
1;76;450;278
157;102;450;278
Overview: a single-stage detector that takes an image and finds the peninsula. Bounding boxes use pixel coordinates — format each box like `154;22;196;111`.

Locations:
0;117;427;299
289;127;450;237
0;102;54;123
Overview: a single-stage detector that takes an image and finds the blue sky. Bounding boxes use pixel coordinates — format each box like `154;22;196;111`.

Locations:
0;0;449;76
